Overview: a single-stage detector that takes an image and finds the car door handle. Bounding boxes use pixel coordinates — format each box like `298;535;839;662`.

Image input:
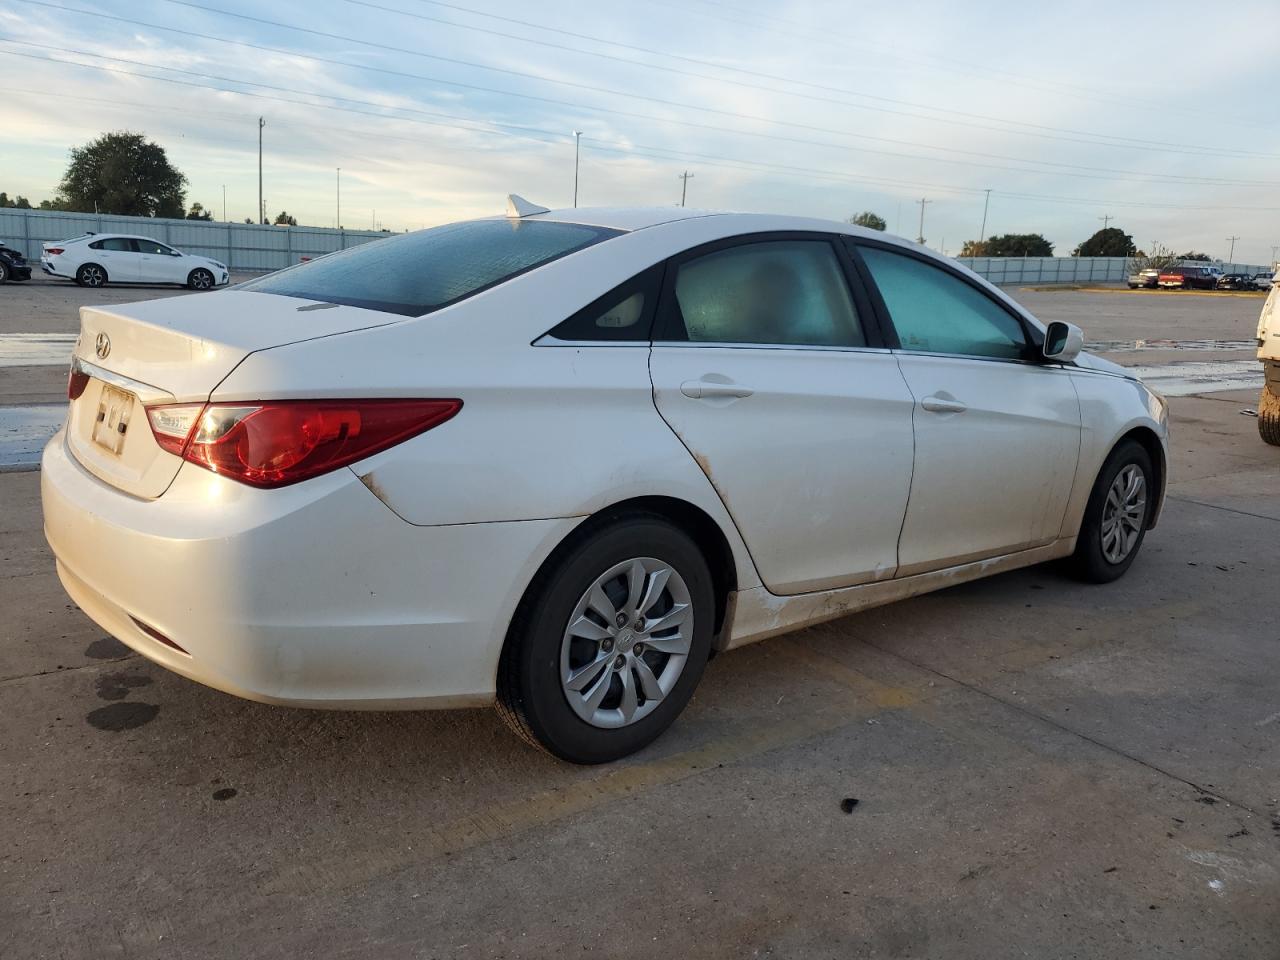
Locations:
680;379;754;400
921;395;967;414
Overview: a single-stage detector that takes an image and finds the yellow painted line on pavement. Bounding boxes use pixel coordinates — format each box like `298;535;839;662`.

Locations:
256;639;925;899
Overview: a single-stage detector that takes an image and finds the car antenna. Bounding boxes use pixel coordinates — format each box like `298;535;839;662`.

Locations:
506;194;549;219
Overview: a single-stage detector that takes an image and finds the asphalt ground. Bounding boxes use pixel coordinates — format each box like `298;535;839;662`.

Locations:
0;280;1277;958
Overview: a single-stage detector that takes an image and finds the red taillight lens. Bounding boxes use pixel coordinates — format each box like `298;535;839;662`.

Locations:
67;365;90;400
144;399;461;488
45;247;64;255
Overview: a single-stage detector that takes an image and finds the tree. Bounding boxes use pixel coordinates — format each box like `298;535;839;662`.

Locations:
39;198;71;211
186;202;213;221
0;193;32;208
56;131;187;218
848;211;886;231
1178;251;1211;261
274;210;297;226
1073;227;1135;257
959;239;986;257
979;233;1054;257
1127;242;1180;276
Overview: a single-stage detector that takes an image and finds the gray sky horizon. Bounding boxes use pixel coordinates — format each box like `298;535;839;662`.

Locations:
2;0;1278;263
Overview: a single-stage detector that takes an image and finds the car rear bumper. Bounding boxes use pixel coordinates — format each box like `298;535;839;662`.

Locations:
41;430;579;709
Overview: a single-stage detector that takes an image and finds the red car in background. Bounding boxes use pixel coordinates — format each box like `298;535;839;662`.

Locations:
1158;265;1222;290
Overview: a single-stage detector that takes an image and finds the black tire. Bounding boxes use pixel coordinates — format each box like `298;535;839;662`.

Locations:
187;268;215;291
0;261;7;284
1259;387;1280;447
497;513;715;764
1067;440;1154;583
76;263;107;287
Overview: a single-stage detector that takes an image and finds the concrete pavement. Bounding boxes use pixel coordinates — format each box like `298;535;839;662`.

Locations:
1;385;1277;958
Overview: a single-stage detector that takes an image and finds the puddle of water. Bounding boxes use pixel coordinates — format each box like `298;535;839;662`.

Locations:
1087;338;1257;353
0;333;78;367
0;404;65;469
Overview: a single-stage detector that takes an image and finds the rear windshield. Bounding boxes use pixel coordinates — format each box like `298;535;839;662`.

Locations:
238;219;621;316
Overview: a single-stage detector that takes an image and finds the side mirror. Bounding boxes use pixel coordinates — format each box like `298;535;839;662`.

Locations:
1042;321;1084;363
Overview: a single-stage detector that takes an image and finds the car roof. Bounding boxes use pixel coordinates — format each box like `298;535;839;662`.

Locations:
487;206;893;242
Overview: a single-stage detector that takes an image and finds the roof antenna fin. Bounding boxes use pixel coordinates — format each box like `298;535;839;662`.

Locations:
506;194;549;219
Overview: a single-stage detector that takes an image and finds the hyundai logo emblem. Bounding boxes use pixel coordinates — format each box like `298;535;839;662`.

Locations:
95;332;111;359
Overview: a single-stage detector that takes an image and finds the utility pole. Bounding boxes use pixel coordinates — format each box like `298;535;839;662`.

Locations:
978;188;992;250
221;184;226;222
572;131;582;208
336;167;341;229
678;170;694;207
1098;214;1113;231
1225;236;1240;262
915;197;932;245
257;116;265;225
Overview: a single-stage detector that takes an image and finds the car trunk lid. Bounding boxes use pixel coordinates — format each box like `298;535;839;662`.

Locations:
65;291;401;498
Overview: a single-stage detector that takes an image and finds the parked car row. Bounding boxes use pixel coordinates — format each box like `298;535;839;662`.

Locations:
38;233;229;290
1127;264;1273;291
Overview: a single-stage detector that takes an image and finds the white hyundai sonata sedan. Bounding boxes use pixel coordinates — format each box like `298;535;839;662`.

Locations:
41;199;1168;762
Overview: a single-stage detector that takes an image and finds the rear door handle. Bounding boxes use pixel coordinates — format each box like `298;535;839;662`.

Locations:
680;379;754;400
921;395;967;414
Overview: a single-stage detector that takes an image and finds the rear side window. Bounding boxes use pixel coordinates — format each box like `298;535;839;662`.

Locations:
546;265;663;342
859;246;1028;360
665;239;866;347
91;238;134;252
239;219;621;317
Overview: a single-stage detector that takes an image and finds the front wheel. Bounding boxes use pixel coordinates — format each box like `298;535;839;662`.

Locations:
1067;440;1154;583
76;263;107;287
187;268;215;291
497;514;715;764
0;261;7;284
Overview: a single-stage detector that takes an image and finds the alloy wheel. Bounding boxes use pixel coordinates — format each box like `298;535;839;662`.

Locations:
559;557;692;729
1100;464;1146;564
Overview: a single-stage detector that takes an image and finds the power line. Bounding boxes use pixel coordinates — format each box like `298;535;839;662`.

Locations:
3;31;1276;192
352;0;1266;160
10;57;1280;221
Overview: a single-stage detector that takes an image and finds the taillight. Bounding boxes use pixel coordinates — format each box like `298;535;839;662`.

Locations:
67;365;90;400
45;247;64;255
144;399;461;488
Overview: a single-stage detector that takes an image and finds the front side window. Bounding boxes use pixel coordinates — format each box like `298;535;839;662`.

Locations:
668;239;865;347
239;219;621;317
135;239;173;255
859;246;1028;360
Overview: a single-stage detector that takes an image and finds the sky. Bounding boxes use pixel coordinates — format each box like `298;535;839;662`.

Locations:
1;0;1278;263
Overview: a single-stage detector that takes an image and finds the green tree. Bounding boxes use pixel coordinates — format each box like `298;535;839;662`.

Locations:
848;211;886;231
1178;251;1211;261
274;210;297;226
959;239;986;257
39;198;71;211
186;202;213;221
980;233;1054;257
1073;227;1136;257
57;131;187;217
0;193;30;208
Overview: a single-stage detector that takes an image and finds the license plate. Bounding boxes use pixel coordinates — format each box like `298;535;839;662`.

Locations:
91;384;135;455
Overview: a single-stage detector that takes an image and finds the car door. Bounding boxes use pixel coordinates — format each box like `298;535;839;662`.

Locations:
648;233;916;595
88;237;140;281
852;242;1081;576
134;238;183;283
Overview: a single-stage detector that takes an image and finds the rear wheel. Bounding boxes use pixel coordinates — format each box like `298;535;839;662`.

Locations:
497;514;714;764
76;263;107;287
187;268;214;291
0;261;7;284
1067;440;1154;583
1259;386;1280;446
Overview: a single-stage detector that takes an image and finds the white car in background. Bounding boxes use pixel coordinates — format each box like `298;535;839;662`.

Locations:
40;198;1169;763
41;233;229;290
